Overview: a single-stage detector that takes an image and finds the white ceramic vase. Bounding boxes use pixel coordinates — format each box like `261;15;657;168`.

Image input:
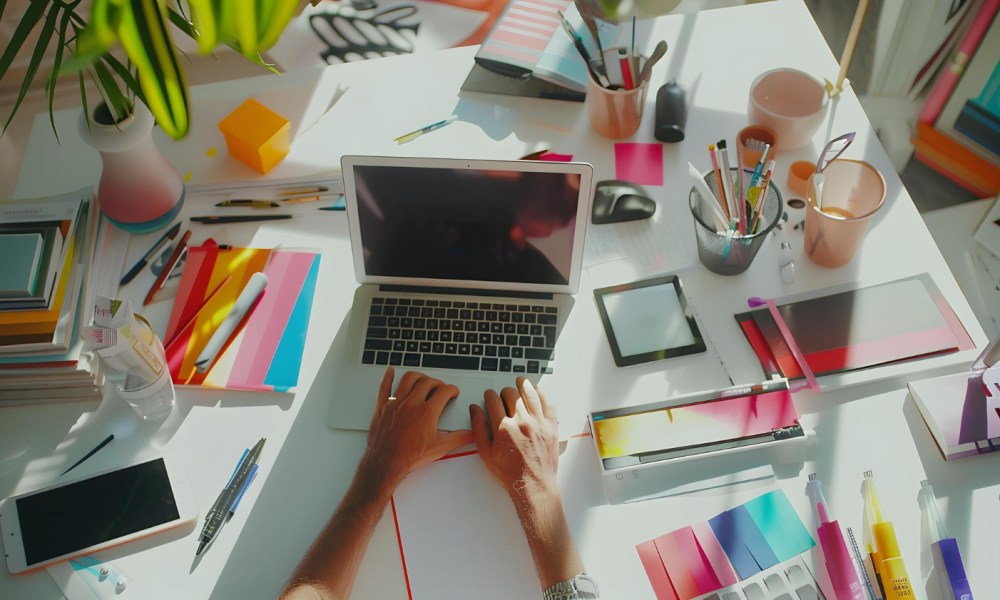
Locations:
78;102;185;233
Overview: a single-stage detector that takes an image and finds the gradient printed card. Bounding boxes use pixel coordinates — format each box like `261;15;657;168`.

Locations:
735;274;975;381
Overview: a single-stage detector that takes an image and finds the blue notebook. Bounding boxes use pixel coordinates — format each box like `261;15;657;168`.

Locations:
0;233;43;298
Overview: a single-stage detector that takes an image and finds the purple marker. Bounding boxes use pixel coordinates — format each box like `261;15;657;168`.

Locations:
919;480;973;600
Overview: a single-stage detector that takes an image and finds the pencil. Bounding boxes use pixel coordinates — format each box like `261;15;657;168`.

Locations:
708;144;730;221
144;229;191;306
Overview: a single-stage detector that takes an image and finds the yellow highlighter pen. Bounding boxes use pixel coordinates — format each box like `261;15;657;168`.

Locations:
861;470;915;599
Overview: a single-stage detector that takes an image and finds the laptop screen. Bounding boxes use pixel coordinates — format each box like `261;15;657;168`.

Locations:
350;163;585;287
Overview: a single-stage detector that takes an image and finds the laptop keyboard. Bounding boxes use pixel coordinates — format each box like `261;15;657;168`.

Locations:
361;297;558;374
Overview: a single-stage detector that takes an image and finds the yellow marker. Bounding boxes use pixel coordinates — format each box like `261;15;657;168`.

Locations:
861;471;914;600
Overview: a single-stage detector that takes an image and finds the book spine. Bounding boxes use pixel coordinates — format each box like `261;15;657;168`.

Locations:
919;0;1000;125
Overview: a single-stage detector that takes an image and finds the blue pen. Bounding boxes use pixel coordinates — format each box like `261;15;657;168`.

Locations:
228;465;258;518
394;116;457;144
749;143;771;187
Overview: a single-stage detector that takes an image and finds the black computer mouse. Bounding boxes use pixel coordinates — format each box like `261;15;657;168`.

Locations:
592;180;657;224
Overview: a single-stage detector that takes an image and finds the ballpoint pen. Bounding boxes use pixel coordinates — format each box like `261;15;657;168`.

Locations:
120;222;181;285
557;10;609;88
190;215;292;224
193;272;268;374
196;437;265;556
394;115;457;144
144;229;191;306
215;200;281;208
806;474;864;600
861;470;914;600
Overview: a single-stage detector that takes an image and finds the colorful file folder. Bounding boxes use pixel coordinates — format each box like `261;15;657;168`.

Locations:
163;243;319;392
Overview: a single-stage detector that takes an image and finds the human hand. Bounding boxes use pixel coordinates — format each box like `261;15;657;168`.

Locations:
469;378;560;506
360;368;474;495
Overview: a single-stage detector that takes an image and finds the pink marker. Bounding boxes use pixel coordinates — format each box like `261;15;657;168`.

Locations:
806;473;865;600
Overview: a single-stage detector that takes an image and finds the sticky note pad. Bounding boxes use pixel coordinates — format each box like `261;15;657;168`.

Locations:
615;143;664;186
692;521;739;587
636;540;679;600
673;527;723;595
654;533;700;599
729;505;779;570
743;490;816;561
709;511;761;580
218;98;290;174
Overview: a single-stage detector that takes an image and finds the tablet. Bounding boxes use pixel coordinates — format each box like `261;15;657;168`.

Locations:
593;275;706;367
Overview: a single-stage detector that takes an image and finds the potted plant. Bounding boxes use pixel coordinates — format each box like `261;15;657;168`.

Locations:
0;0;303;231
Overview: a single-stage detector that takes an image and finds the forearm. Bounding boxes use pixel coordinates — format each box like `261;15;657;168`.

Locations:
511;481;585;590
282;463;398;600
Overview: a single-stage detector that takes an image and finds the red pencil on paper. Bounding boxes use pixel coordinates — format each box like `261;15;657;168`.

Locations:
144;229;191;306
619;48;635;90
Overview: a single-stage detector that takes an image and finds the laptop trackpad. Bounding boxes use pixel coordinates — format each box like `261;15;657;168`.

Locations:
435;373;502;432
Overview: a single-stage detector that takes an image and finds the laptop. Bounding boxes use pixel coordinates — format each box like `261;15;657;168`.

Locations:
327;155;594;432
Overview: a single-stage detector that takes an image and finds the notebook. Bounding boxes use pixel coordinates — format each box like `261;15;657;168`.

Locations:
0;233;43;299
327;155;593;432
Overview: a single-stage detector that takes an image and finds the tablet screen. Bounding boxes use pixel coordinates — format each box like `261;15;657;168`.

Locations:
594;275;705;366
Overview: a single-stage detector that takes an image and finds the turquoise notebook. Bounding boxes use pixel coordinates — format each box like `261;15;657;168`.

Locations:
0;233;43;298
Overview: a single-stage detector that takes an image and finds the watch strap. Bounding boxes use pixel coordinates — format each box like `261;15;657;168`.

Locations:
542;573;599;600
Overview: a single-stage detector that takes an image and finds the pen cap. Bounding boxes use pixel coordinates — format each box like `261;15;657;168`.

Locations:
654;81;686;142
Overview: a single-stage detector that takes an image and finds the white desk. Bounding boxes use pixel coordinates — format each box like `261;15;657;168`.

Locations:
3;1;998;598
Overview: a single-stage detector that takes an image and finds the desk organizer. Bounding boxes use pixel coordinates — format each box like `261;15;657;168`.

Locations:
218;98;290;174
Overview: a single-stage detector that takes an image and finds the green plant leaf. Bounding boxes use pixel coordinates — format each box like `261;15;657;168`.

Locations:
187;0;218;53
166;6;277;73
92;60;132;121
0;0;47;82
0;0;7;27
3;0;60;134
118;0;189;138
45;5;77;142
78;70;91;131
233;0;258;57
257;0;298;51
102;53;146;109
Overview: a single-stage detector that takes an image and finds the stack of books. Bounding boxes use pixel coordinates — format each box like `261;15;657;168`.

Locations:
0;188;107;405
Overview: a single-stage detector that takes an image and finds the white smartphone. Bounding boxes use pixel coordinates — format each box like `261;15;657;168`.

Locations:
0;454;198;574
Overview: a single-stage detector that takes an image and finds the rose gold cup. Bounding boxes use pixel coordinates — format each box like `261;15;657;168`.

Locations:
748;68;829;150
803;159;886;268
586;55;649;139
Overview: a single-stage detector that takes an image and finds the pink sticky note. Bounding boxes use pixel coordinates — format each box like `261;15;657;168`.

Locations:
672;527;722;594
615;143;664;186
539;152;573;162
692;521;739;587
636;540;679;600
653;533;700;600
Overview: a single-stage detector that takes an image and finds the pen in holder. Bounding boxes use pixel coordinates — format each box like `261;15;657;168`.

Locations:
586;48;649;139
689;168;783;276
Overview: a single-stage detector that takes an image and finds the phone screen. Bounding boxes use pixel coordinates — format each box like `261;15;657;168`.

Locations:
15;458;179;566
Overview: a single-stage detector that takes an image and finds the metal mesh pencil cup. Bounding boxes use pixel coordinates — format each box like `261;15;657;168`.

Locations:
688;168;783;275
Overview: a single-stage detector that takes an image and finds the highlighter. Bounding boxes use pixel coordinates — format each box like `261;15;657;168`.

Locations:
861;471;914;600
805;474;864;600
918;480;973;600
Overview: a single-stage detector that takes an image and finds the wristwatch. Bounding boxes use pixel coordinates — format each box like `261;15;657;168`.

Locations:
542;573;599;600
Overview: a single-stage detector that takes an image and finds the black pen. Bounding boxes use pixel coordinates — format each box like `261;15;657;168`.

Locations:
60;434;115;477
557;10;609;88
196;437;265;556
120;222;181;285
190;215;292;224
215;200;281;208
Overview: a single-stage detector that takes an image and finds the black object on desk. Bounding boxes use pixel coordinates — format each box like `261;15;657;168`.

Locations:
592;180;656;224
654;81;686;143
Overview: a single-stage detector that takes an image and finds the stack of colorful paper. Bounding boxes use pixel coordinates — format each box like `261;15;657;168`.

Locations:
636;490;819;600
0;188;112;405
163;243;320;392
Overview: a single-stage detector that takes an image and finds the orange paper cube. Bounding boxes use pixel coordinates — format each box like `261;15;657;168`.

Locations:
218;98;290;174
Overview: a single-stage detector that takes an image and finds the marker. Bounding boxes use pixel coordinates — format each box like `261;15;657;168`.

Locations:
919;480;973;600
618;48;635;90
807;474;865;600
861;471;914;600
394;116;457;144
193;272;268;374
190;215;292;224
